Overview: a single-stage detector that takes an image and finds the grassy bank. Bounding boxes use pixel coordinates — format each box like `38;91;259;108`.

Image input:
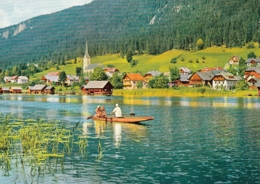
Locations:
113;88;258;98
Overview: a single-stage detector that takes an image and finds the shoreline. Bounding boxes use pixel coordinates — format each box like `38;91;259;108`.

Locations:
0;88;258;98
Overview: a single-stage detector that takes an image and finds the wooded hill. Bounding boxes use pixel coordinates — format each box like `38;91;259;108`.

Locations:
0;0;260;69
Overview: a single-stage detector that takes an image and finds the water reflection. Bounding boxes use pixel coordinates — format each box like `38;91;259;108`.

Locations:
113;123;122;147
91;121;148;148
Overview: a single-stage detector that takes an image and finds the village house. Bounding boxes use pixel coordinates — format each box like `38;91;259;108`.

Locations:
247;76;258;89
176;74;192;87
123;73;146;89
41;72;60;84
66;75;80;86
244;67;260;89
229;56;240;65
81;81;113;96
9;86;22;93
29;84;47;94
41;72;60;85
44;86;55;94
2;87;10;93
189;72;214;87
179;67;191;75
144;71;162;82
4;76;12;83
17;76;29;84
212;72;241;90
245;58;260;66
244;67;260;80
10;76;18;83
103;67;120;77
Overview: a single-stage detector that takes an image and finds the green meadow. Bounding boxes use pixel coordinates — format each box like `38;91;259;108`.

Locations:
31;46;260;79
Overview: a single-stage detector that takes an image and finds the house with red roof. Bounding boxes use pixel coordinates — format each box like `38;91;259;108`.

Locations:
123;73;146;89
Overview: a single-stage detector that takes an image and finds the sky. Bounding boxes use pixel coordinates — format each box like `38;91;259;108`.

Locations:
0;0;93;28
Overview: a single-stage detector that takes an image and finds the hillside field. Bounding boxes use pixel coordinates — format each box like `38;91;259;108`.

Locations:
31;46;260;79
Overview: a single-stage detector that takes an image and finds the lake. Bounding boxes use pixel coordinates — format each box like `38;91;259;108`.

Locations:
0;94;260;183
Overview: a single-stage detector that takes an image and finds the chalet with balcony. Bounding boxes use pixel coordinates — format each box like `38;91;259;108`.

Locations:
246;58;260;66
244;67;260;80
10;76;18;83
212;72;241;90
81;81;113;96
123;73;146;89
189;72;214;87
104;67;120;77
17;76;29;84
229;56;240;65
144;71;161;82
41;72;60;85
66;75;80;86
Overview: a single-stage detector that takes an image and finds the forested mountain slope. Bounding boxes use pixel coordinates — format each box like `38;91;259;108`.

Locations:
0;0;259;68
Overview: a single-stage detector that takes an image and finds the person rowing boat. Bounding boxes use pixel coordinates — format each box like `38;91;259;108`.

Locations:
112;104;122;117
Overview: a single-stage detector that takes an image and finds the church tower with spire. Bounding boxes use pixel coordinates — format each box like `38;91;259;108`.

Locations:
83;40;91;73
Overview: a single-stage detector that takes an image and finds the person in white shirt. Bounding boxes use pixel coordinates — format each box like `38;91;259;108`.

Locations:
112;104;122;117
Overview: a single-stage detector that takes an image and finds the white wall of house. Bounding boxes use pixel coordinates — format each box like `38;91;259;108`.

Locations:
212;80;237;90
17;78;28;84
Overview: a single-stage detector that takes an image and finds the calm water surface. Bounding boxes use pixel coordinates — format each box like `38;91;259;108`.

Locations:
0;94;260;183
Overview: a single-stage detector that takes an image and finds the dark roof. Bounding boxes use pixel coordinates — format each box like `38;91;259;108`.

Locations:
82;81;113;89
196;72;214;80
179;74;192;82
145;71;161;77
45;86;55;90
32;84;47;90
245;67;260;74
245;58;260;63
85;64;102;70
214;72;240;81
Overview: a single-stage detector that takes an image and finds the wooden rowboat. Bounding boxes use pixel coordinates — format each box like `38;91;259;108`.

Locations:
89;116;154;123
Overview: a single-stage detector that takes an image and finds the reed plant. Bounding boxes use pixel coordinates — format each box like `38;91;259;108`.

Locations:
0;114;89;179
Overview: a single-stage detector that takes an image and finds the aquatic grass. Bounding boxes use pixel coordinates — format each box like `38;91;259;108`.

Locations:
0;113;91;179
96;141;106;161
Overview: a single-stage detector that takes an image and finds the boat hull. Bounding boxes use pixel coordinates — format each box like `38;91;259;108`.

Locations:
91;116;154;123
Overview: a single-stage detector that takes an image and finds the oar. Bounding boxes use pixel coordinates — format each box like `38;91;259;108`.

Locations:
86;115;93;120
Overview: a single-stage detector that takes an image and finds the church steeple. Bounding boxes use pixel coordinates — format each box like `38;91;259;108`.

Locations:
83;40;91;72
84;40;90;59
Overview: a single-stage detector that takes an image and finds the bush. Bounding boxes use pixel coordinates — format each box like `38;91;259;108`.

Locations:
189;60;193;63
247;42;255;49
170;58;177;64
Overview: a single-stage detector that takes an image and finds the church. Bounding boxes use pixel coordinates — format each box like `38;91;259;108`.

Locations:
83;41;102;74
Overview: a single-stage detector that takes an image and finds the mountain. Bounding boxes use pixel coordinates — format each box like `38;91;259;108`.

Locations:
0;0;260;69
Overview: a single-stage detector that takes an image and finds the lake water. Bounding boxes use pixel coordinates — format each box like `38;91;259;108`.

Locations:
1;94;260;183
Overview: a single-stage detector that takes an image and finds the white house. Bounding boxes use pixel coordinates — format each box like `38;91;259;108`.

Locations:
17;76;29;84
212;72;241;90
66;75;80;86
